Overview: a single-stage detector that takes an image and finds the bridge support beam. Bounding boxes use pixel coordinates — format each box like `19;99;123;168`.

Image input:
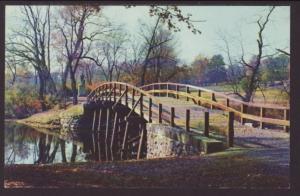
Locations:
137;124;145;160
186;109;190;132
170;107;175;127
204;111;209;137
186;87;190;101
227;112;234;147
198;90;201;105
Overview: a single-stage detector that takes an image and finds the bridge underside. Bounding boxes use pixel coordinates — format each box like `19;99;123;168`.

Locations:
80;101;148;162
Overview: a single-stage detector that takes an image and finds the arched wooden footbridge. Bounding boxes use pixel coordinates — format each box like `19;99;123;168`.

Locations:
84;81;290;161
87;81;290;129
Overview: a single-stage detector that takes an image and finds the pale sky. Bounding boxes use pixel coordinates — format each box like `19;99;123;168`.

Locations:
5;5;290;65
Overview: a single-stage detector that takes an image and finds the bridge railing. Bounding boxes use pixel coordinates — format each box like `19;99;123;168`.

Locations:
87;81;176;125
140;82;290;131
87;81;241;148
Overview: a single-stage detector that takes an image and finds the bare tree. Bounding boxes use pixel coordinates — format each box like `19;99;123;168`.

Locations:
6;6;56;111
237;6;276;102
138;16;177;86
150;27;179;83
218;6;276;102
5;54;18;85
119;41;144;85
83;29;128;82
54;5;112;105
126;5;204;34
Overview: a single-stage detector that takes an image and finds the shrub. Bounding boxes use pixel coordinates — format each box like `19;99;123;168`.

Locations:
5;84;42;118
44;94;60;110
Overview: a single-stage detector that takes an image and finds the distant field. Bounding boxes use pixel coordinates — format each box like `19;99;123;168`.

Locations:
190;84;289;106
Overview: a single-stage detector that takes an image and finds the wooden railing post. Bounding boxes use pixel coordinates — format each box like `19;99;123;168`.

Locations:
260;107;266;129
153;85;155;96
176;85;179;99
211;92;216;101
113;83;116;102
204;111;209;137
227;112;234;147
166;84;169;97
186;86;190;101
125;85;128;106
140;94;144;118
105;84;108;101
159;84;161;97
132;88;135;107
186;109;190;132
284;109;289;132
198;90;201;105
226;98;230;107
210;93;216;109
119;83;122;96
159;103;162;123
109;83;112;101
170;107;175;127
241;104;247;124
149;98;152;123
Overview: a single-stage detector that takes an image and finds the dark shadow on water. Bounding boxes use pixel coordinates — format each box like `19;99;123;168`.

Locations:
4;121;89;165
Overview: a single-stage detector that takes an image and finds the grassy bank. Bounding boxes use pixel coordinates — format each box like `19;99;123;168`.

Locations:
16;104;84;129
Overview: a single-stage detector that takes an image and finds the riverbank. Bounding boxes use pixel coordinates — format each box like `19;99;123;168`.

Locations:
4;147;289;188
15;104;84;129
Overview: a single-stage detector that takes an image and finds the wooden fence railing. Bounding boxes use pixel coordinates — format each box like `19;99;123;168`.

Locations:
140;82;290;131
87;81;239;146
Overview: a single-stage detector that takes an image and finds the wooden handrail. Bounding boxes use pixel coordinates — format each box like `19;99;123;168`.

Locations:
88;81;163;105
140;82;289;109
87;81;290;128
146;89;289;127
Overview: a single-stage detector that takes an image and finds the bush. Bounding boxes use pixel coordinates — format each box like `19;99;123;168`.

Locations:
5;84;60;119
44;94;60;110
5;84;42;119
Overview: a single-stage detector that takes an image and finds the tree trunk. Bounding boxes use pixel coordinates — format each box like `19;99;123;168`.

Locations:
47;141;60;163
60;140;67;163
71;144;77;163
43;68;57;95
61;63;70;108
70;69;78;105
38;71;47;111
36;134;46;164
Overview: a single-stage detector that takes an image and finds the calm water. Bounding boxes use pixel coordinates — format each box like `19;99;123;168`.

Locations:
4;121;92;165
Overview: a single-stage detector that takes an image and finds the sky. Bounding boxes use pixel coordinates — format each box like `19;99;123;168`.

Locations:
5;5;290;65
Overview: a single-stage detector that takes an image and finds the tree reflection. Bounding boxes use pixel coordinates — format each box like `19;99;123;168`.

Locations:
71;144;77;163
5;122;82;164
60;139;67;163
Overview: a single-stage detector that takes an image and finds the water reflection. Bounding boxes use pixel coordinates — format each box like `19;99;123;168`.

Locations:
4;121;87;165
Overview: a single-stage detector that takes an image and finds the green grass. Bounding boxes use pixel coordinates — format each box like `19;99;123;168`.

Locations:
175;113;228;136
17;104;84;128
188;83;288;105
59;104;84;118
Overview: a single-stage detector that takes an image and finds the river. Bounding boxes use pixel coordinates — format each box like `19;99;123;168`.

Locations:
4;121;93;165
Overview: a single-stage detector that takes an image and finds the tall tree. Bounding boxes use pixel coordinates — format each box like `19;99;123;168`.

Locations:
218;6;276;102
6;6;57;110
204;54;227;85
83;29;128;82
238;6;276;102
55;5;111;105
190;54;209;85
